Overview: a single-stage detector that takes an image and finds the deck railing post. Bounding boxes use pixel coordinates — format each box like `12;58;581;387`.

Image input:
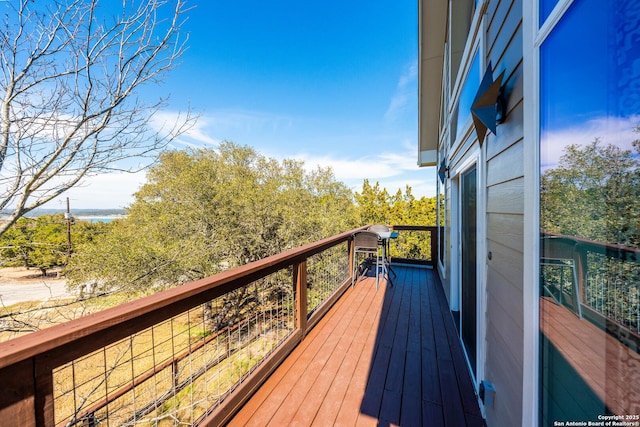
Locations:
574;244;588;306
348;238;354;281
294;260;308;338
429;226;437;266
0;227;365;425
34;356;55;427
172;360;179;390
0;360;38;426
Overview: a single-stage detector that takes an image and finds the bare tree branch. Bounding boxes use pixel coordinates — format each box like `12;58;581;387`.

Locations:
0;0;195;235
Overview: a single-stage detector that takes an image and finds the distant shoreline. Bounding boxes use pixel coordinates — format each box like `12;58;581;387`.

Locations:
0;209;127;224
75;215;126;223
1;208;126;218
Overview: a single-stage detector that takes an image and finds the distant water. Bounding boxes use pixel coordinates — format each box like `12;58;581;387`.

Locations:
76;216;124;223
0;209;126;223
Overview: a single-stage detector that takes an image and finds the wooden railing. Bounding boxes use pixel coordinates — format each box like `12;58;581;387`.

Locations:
541;232;640;349
0;225;437;426
390;225;438;266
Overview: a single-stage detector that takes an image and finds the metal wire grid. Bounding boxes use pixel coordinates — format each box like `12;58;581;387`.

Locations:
54;268;295;426
540;252;640;334
388;230;432;261
540;259;576;305
584;252;640;334
306;242;349;315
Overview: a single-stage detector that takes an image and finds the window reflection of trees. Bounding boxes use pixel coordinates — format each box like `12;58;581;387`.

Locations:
541;130;640;249
539;0;640;420
540;128;640;341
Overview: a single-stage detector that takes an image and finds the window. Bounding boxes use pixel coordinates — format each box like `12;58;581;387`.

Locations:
539;0;640;424
454;51;480;141
539;0;560;26
449;0;476;86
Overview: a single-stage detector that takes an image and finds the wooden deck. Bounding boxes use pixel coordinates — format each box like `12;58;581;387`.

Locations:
540;297;640;417
228;264;485;426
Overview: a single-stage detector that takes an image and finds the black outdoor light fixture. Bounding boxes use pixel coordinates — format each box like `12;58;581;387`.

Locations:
471;61;506;146
438;158;449;183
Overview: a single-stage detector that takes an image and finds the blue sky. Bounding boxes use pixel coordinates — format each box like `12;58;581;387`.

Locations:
54;0;436;210
539;0;640;169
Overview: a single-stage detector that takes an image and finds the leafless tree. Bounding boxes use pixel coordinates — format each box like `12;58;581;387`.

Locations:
0;0;194;235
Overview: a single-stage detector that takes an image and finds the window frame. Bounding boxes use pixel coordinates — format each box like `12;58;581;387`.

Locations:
522;1;580;426
447;0;488;152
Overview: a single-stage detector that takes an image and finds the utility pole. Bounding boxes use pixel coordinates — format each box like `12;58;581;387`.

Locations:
65;197;72;263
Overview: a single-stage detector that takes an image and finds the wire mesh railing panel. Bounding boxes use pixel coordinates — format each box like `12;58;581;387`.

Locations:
540;259;575;305
388;229;432;261
54;268;295;426
584;252;640;334
306;242;349;314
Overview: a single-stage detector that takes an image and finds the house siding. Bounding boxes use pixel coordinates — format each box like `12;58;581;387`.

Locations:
427;0;526;424
483;0;524;426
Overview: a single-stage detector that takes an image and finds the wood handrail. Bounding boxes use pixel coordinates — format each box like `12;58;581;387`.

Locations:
0;226;366;370
542;231;640;262
391;225;437;232
0;224;439;426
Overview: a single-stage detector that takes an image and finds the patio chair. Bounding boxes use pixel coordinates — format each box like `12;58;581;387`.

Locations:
367;224;396;281
352;230;382;290
367;224;390;233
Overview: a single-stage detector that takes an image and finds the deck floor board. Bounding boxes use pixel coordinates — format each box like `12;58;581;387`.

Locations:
228;265;486;426
541;297;640;416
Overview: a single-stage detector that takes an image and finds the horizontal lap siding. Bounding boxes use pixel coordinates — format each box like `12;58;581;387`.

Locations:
487;178;523;214
487;139;523;186
483;0;524;426
484;319;522;427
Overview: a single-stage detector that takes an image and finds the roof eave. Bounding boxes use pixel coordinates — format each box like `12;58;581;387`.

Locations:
418;0;447;167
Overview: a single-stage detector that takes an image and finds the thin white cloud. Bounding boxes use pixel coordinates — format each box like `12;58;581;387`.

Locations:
296;143;418;181
205;109;293;132
46;110;432;208
375;176;438;198
291;141;436;197
155;109;294;149
40;141;436;208
384;60;418;122
151;111;219;147
541;115;640;169
48;171;147;209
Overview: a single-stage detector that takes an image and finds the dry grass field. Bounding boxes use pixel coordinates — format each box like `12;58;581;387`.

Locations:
0;268;295;425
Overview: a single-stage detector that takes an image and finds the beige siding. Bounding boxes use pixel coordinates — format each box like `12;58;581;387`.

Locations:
484;316;523;427
487;177;524;214
487;139;524;186
486;241;524;330
487;213;523;252
487;100;524;159
437;0;525;424
483;0;524;426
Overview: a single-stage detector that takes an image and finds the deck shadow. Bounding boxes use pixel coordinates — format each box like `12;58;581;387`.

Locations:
358;264;485;426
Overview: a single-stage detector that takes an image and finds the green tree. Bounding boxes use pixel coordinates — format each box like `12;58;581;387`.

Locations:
355;179;438;227
541;138;640;247
1;214;64;274
355;180;439;259
0;217;35;268
355;179;392;225
67;143;358;293
29;215;68;275
0;213;113;275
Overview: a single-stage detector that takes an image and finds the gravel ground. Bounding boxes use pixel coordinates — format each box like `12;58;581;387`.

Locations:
0;267;72;306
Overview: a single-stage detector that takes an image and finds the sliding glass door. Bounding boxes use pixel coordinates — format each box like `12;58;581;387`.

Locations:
461;165;477;377
539;0;640;423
